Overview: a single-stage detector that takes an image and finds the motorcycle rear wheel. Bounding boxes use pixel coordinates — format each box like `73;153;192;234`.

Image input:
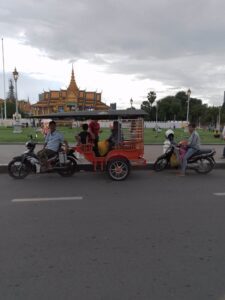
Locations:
56;156;78;177
8;159;30;179
154;157;168;171
194;157;214;174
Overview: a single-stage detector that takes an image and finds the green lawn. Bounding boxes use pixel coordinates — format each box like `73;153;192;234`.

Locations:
0;126;224;144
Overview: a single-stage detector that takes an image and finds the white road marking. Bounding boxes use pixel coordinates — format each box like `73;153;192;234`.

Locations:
12;196;83;203
213;193;225;196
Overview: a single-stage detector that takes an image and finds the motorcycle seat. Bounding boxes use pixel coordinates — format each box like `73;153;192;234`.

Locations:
191;148;215;157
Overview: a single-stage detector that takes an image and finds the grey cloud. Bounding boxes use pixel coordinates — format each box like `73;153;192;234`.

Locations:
1;0;225;104
2;0;225;59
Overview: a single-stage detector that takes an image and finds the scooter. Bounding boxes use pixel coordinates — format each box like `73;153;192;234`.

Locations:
154;143;216;174
8;135;78;179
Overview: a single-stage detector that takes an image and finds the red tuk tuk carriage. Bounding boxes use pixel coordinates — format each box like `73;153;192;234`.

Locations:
36;109;147;181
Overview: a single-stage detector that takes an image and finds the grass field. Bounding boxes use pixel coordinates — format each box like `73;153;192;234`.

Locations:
0;126;224;144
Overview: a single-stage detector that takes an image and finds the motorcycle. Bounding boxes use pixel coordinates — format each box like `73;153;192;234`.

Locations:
154;143;216;174
8;135;78;179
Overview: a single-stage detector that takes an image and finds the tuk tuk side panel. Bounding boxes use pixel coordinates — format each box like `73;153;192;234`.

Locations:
74;117;146;168
75;144;96;162
121;119;144;139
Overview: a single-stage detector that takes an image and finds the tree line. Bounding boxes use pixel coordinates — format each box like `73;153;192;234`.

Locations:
141;91;225;126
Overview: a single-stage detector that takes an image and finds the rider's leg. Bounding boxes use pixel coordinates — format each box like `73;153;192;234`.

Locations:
45;149;57;169
181;148;197;174
37;149;48;167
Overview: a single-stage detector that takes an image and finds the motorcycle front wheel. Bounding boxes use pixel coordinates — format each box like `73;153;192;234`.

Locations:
8;159;30;179
56;156;78;177
154;157;169;171
194;157;215;174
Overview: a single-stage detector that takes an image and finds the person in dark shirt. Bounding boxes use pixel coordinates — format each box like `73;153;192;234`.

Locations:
76;124;91;144
108;121;123;150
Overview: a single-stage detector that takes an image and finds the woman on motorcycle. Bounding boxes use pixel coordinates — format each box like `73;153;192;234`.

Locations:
179;123;200;176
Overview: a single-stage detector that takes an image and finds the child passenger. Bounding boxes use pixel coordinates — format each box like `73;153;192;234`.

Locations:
75;123;92;144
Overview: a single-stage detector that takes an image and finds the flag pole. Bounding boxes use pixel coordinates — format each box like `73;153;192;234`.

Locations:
2;38;7;119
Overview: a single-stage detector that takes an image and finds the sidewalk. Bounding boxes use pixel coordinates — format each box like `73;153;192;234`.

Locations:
1;144;225;173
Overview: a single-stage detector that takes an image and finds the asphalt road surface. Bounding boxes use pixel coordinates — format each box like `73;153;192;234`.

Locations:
1;169;225;300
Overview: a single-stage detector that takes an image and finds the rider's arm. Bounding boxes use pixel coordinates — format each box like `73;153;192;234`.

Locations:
43;133;49;149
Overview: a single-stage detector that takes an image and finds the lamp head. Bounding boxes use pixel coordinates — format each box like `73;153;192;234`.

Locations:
187;89;191;97
13;68;19;81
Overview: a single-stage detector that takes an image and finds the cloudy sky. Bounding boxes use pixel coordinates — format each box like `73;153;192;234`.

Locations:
0;0;225;108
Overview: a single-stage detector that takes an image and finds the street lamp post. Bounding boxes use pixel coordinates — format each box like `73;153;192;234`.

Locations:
12;67;22;133
130;98;133;109
13;68;19;114
186;89;191;124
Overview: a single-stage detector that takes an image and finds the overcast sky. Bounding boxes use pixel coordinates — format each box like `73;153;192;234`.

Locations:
1;0;225;108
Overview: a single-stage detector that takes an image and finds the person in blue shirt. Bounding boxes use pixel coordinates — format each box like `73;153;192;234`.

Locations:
37;120;67;169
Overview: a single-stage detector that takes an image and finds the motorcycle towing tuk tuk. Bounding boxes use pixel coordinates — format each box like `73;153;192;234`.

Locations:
36;109;147;181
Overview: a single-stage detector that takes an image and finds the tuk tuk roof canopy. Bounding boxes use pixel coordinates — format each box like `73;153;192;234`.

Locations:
33;109;147;120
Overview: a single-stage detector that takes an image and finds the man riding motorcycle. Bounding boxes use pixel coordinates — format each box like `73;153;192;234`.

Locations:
37;120;68;170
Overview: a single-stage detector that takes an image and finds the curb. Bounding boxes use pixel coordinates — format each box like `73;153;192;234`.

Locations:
0;162;154;174
1;161;225;174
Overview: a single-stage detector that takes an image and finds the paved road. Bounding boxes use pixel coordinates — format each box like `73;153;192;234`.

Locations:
1;144;224;164
1;170;225;299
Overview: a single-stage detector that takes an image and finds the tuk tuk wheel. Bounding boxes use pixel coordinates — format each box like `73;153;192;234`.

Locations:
107;158;130;181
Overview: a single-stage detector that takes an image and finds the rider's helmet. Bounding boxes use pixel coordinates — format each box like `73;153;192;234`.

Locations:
165;129;174;142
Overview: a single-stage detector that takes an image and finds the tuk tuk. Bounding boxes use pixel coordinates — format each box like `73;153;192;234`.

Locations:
36;109;147;181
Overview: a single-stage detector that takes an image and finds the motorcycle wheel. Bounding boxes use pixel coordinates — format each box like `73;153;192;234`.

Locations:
8;158;30;179
56;156;78;177
194;157;215;174
154;157;168;171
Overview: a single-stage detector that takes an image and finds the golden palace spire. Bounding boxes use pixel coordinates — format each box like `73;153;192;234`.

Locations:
68;64;78;93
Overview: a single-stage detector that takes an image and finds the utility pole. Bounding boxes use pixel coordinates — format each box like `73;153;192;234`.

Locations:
1;38;7;119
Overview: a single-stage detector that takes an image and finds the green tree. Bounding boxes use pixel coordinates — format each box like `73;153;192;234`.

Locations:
147;91;156;107
141;91;157;120
7;79;16;101
141;101;151;120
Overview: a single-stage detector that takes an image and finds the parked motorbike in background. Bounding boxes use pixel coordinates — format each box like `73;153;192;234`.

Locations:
8;135;78;179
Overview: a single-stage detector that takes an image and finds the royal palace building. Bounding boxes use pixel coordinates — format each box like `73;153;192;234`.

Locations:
32;67;109;115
